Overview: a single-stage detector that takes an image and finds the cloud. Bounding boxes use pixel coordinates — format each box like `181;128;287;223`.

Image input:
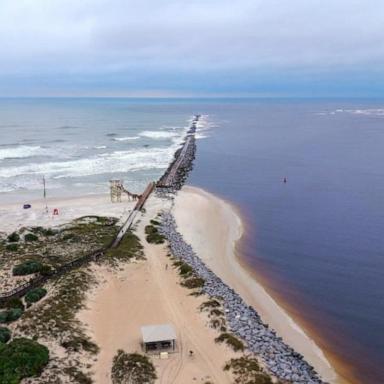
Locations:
0;0;383;95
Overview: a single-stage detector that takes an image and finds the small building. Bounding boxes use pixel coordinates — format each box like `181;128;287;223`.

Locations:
141;324;177;353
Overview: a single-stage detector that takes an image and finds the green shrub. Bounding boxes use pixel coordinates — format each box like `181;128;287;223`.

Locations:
7;232;19;243
0;338;49;383
210;309;224;317
111;350;157;384
224;356;273;384
61;336;99;354
62;233;76;241
181;277;205;289
178;263;193;276
24;233;38;242
0;308;23;324
31;227;57;237
6;308;23;322
0;328;11;344
39;265;54;276
215;333;244;352
5;244;18;252
12;260;43;276
42;228;57;236
5;298;24;311
200;299;221;311
25;288;47;304
63;367;92;384
210;317;227;331
145;225;165;244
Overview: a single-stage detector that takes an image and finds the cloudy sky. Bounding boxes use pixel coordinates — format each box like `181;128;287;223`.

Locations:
0;0;383;97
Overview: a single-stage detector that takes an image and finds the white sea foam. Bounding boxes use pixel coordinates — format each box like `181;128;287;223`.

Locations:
332;108;384;116
139;130;180;139
94;145;107;149
0;145;179;180
0;145;50;160
113;136;140;141
194;115;216;139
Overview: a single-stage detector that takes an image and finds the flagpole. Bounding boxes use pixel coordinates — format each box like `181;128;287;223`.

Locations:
43;176;48;213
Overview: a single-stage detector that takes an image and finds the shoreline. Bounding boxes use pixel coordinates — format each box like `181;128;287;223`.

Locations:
235;223;356;384
0;186;347;383
173;185;341;383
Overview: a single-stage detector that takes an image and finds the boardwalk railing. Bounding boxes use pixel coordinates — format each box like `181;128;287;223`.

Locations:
0;182;155;304
112;181;155;247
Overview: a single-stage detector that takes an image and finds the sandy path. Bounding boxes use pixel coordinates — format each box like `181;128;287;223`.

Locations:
79;196;236;384
173;186;341;384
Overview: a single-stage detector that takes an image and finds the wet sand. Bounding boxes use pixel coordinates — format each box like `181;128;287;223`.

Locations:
173;186;341;384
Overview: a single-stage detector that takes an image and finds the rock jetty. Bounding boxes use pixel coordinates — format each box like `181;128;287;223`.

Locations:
156;115;198;192
159;212;326;384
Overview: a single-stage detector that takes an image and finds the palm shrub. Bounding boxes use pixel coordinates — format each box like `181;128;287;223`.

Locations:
5;244;18;252
25;288;47;304
0;308;23;324
0;338;49;383
12;260;43;276
7;232;19;243
4;298;24;311
24;233;38;242
0;328;11;344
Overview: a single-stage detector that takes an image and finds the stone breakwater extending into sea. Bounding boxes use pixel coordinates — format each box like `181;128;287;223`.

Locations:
159;211;325;384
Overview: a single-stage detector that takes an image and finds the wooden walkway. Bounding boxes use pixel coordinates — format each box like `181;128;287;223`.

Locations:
0;182;155;303
112;181;155;247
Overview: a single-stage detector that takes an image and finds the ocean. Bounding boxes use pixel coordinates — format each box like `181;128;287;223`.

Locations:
1;98;383;383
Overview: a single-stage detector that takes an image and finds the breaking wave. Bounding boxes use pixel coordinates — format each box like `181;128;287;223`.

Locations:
113;136;140;141
0;145;50;161
139;130;180;139
0;146;179;180
331;108;384;116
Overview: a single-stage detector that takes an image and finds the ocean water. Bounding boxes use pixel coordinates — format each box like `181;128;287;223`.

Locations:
1;98;383;383
0;98;203;201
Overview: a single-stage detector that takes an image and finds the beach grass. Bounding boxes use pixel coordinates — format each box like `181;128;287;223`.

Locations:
106;230;144;264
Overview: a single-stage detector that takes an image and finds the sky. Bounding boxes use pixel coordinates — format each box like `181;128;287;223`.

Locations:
0;0;383;97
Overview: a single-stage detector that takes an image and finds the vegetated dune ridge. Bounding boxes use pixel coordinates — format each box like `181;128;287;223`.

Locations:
173;185;341;384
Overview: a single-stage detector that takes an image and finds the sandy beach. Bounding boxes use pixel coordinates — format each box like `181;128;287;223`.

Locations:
0;194;135;233
173;186;341;384
0;185;341;383
78;195;238;383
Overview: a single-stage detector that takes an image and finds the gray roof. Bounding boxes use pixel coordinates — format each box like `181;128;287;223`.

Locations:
141;324;176;343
